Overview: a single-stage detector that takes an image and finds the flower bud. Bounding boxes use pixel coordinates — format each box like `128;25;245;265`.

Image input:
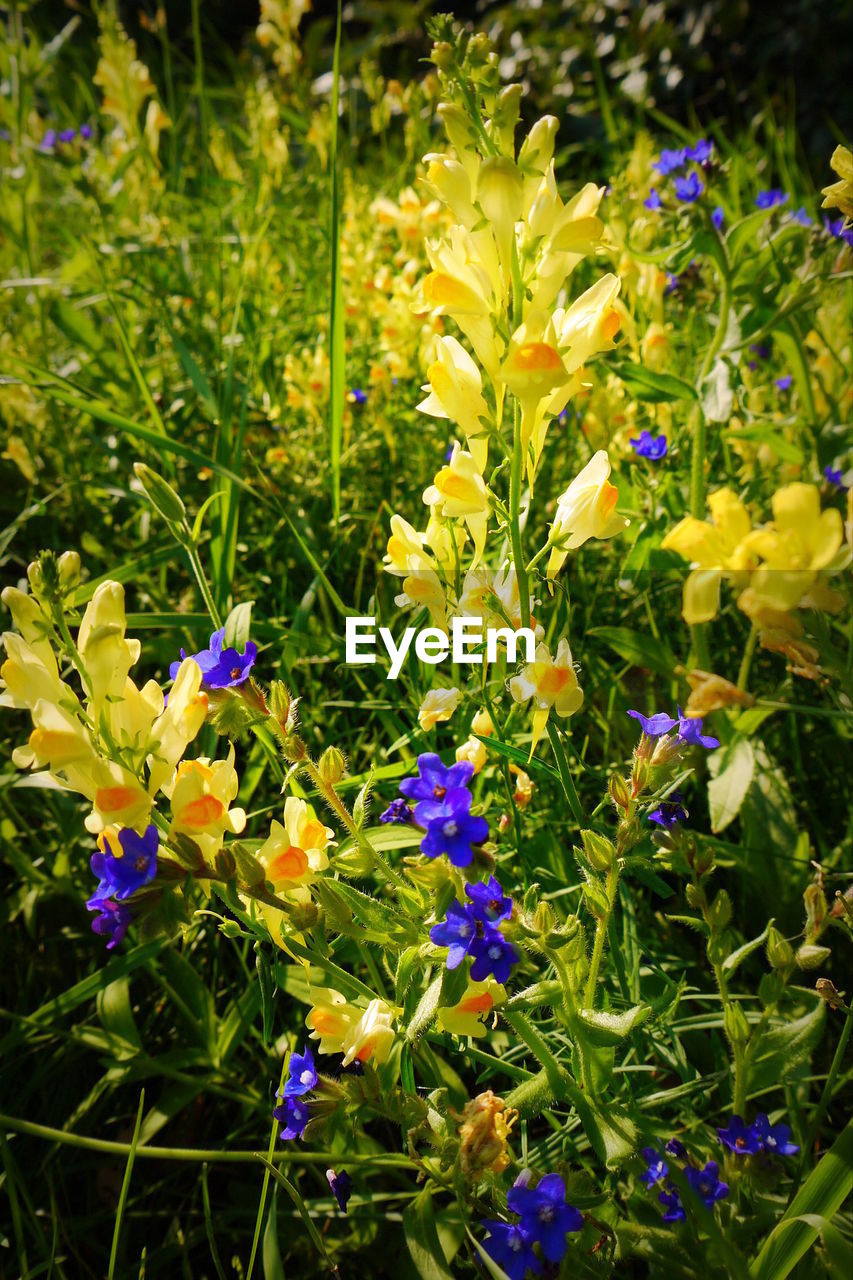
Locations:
456;737;487;775
215;846;237;879
609;773;631;810
723;1001;750;1048
651;734;681;767
471;708;493;737
685;882;705;909
431;40;454;71
510;766;534;809
518;115;559;175
318;745;346;786
532;900;556;935
795;942;832;970
766;926;794;972
708;889;732;931
289;901;321;931
803;883;828;939
581;829;617;872
133;462;186;525
231;842;266;888
57;550;81;593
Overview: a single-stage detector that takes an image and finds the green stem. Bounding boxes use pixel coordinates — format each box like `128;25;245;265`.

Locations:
793;998;853;1191
182;527;223;629
689;258;731;519
736;624;758;693
583;860;620;1008
300;756;409;893
509;399;531;629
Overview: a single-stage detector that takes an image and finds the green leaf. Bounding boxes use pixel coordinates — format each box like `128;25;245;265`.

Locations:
169;329;219;421
708;737;755;832
328;1;345;522
261;1187;286;1280
722;919;774;977
224;600;254;651
723;424;804;465
576;1004;651;1046
96;978;143;1061
404;1189;456;1280
746;996;825;1096
610;360;699;403
589;626;677;677
702;357;733;423
407;976;443;1044
750;1118;853;1280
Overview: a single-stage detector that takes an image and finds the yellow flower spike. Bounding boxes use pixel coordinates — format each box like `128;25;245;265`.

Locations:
418;336;491;473
423;448;490;567
418;687;461;732
77;581;141;711
437;978;506;1037
546;450;630;578
476;155;524;277
146;657;209;796
455;736;487;775
509;638;583;758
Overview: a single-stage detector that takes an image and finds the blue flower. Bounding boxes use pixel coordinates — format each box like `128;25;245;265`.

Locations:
648;793;688;828
630;430;668;460
480;1221;541;1280
627;709;679;737
824;216;853;247
170;627;257;689
59;128;77;144
273;1095;310;1141
86;896;132;949
674;172;704;203
507;1172;583;1264
80;123;93;140
379;798;415;825
326;1168;352;1213
90;825;158;900
419;793;488;867
664;272;680;295
675;708;719;749
399;753;474;811
465;875;512;924
754;1114;799;1156
430;900;479;969
686;1161;729;1209
349;388;367;404
775;374;793;391
711;205;725;230
282;1046;317;1098
653;148;687;177
755;189;788;210
640;1148;669;1186
665;1138;688;1159
749;343;771;361
825;465;848;491
685;139;713;164
717;1114;762;1155
789;207;813;227
644;188;662;211
658;1187;685;1223
469;929;520;984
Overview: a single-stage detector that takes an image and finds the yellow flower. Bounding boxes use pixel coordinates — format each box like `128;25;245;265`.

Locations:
740;483;845;613
395;569;448;629
683;670;755;719
661;488;758;624
501;311;572;467
509;764;534;808
471;708;494;737
546;450;629;576
146;658;209;795
423;447;490;566
553;273;622;376
384;514;434;576
455;736;487;774
509;638;583;757
258;797;332;890
821;145;853;221
476;155;523;277
77;582;141;712
165;745;246;863
437;978;506;1037
305;989;395;1066
458;1090;517;1179
418;336;490;472
418;686;461;732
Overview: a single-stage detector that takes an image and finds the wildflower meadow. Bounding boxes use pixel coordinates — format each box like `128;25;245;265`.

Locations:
1;3;852;1277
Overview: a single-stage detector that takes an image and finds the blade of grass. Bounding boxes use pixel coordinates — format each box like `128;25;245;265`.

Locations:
107;1089;145;1280
329;0;345;524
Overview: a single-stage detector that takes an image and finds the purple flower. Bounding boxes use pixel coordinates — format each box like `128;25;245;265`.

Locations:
644;188;662;211
824;216;853;247
675;707;719;749
749;343;771;361
399;753;474;811
674;172;704;204
627;709;679;737
282;1046;317;1098
86;896;132;949
711;206;725;230
349;388;367;404
665;1138;688;1159
754;1114;799;1156
419;792;488;867
640;1148;669;1186
686;1161;729;1209
90;825;158;900
664;272;680;295
654;148;687;177
775;374;793;391
273;1095;310;1141
507;1172;583;1264
40;129;58;151
59;128;77;144
169;627;257;688
465;875;512;924
648;793;688;828
379;798;414;825
717;1114;762;1155
685;139;713;165
825;465;848;491
469;929;520;984
659;1187;685;1223
326;1168;352;1213
789;207;813;227
480;1221;541;1280
430;900;479;969
755;189;788;210
630;430;668;460
79;123;93;140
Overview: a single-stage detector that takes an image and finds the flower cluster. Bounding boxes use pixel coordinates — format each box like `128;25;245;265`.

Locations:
628;707;720;750
640;1141;729;1224
717;1113;799;1157
169;627;257;689
430;876;519;984
481;1172;583;1280
273;1045;319;1141
398;753;488;867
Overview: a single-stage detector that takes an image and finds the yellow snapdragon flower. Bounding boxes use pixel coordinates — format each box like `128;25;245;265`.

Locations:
546;450;629;577
418;335;491;472
821;145;853;221
418;687;461;732
437;978;505;1036
509;638;583;756
662;488;759;624
739;483;845;613
165;745;246;864
306;989;396;1066
423;447;490;566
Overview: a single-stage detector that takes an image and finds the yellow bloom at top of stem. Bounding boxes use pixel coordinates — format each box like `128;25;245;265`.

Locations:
546;450;630;577
509;637;583;757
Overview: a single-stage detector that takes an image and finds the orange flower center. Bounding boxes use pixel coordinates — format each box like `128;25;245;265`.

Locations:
512;342;563;373
458;993;495;1015
95;785;142;815
602;309;621;341
537;667;571;696
180;794;225;829
267;844;310;883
